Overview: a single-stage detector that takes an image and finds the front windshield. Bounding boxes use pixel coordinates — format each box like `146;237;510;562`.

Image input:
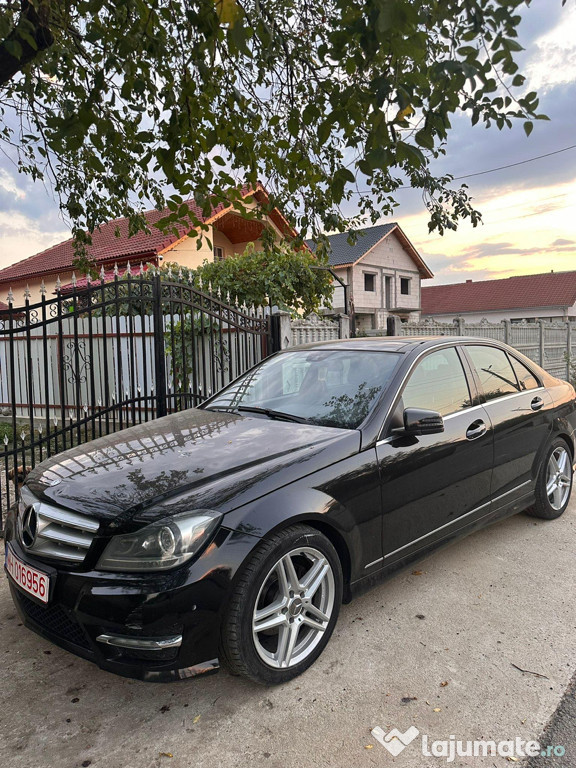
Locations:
205;349;401;429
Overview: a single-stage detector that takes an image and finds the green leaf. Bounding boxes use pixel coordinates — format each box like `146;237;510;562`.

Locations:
318;120;331;144
415;129;435;150
396;142;426;168
523;121;533;137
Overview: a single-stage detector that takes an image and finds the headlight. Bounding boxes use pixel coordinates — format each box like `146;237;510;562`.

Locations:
96;510;222;572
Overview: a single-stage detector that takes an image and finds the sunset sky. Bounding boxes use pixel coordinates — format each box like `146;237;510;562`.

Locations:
0;0;574;287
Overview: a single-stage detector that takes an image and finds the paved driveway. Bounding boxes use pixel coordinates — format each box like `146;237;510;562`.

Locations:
1;503;575;768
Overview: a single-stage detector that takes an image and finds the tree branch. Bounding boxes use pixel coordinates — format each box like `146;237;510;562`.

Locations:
0;0;54;86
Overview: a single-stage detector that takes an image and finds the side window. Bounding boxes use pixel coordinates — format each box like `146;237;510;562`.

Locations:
509;356;540;391
402;347;472;417
466;345;519;401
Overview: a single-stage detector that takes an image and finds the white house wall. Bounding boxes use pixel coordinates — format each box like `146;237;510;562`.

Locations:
425;305;576;324
329;232;423;326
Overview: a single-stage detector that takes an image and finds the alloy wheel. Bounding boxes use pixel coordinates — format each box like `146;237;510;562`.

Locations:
546;446;572;511
252;546;335;669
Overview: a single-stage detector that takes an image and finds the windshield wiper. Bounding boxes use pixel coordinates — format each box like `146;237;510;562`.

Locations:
229;405;311;423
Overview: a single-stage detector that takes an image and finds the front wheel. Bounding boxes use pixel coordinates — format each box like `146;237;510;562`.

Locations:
220;525;343;684
526;438;573;520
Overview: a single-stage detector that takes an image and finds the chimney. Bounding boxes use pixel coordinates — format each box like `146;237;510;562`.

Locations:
466;279;472;283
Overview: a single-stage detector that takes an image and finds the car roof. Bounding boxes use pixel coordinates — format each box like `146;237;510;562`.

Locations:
289;336;505;353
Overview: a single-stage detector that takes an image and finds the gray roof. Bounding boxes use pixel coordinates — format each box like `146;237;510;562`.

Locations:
305;223;397;267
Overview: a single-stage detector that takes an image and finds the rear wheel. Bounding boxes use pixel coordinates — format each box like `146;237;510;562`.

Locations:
526;439;573;520
220;525;342;684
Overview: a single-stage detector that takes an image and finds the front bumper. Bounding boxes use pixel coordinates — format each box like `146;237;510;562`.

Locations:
4;527;258;682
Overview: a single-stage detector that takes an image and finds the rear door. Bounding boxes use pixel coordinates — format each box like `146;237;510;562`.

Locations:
376;345;494;560
461;344;554;509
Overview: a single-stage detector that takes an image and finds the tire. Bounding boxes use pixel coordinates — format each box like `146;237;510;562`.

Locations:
526;438;574;520
220;524;343;685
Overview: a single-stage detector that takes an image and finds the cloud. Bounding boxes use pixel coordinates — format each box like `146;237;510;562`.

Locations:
422;235;576;284
0;169;26;200
524;3;576;92
0;210;68;273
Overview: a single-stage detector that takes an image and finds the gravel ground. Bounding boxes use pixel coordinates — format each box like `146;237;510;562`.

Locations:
1;502;575;768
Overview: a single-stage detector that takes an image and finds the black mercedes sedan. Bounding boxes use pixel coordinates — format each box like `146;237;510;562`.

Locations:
4;337;576;684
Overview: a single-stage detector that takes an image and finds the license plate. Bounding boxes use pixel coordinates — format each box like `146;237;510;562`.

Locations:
5;545;51;604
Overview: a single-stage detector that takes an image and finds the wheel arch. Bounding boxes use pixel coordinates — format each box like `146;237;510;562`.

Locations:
257;516;353;603
555;432;575;460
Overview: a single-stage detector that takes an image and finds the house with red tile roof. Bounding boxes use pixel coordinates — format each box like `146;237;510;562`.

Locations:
0;184;296;305
421;271;576;323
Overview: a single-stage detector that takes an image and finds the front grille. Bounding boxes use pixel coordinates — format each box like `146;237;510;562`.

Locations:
16;592;91;650
18;490;99;565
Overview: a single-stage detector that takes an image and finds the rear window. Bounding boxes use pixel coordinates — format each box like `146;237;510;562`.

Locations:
466;345;519;401
509;356;540;391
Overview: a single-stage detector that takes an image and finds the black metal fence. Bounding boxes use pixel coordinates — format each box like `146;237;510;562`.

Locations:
0;269;272;527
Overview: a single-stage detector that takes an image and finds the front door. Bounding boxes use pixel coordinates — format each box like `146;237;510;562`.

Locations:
376;346;494;561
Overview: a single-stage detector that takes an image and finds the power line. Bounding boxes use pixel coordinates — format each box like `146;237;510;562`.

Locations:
353;143;576;194
451;143;576;180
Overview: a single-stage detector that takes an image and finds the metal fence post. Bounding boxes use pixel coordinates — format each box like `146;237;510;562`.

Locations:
503;319;511;345
152;274;168;417
538;320;545;367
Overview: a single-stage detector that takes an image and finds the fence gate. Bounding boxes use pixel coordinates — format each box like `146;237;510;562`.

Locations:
0;271;272;527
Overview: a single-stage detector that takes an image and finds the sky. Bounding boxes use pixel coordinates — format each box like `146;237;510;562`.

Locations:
0;0;575;287
381;0;576;284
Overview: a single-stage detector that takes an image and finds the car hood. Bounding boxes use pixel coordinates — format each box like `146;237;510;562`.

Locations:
25;408;360;530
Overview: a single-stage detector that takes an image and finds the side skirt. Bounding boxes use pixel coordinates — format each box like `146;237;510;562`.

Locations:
347;491;535;601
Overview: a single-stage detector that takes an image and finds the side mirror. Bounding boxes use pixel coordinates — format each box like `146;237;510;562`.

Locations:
402;407;444;436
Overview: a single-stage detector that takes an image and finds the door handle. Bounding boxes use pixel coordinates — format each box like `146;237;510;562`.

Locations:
531;396;544;411
466;420;487;440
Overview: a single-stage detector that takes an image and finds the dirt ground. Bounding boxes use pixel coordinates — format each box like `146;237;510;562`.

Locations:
1;502;575;768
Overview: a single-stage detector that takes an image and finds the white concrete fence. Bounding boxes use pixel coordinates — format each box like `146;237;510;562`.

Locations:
382;316;575;381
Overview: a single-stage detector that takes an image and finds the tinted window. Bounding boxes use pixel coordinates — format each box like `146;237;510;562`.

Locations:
466;345;519;401
400;278;410;295
206;350;401;429
364;273;375;292
509;356;540;391
402;347;472;417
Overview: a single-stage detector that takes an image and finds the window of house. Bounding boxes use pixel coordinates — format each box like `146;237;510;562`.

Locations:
214;246;225;262
401;347;472;417
466;345;519;401
509;356;540;391
400;277;411;295
364;273;376;292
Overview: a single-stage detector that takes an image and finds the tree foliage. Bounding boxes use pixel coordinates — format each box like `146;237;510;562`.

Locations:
191;240;334;314
0;0;550;242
